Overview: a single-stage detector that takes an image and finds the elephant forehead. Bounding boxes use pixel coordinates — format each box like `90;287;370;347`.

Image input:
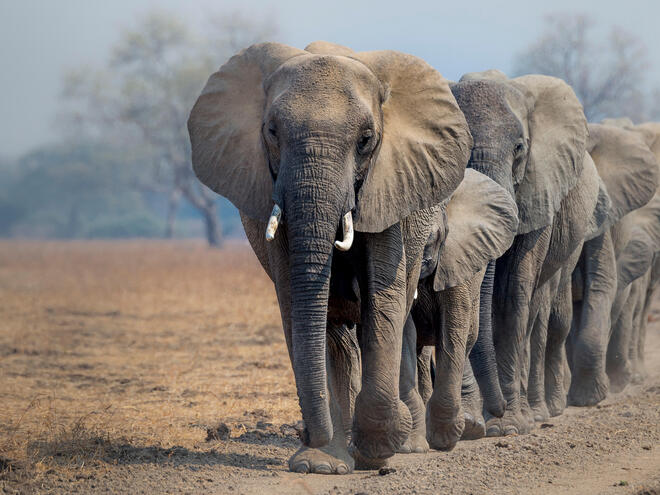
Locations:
452;80;522;136
265;55;380;117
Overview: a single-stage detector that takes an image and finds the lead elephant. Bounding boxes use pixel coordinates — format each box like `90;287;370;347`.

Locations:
399;168;518;452
450;70;598;436
188;41;472;474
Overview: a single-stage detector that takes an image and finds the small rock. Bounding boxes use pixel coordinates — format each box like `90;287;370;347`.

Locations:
379;467;397;476
615;480;629;486
206;423;231;441
495;441;509;448
569;443;576;448
642;444;652;450
540;423;554;429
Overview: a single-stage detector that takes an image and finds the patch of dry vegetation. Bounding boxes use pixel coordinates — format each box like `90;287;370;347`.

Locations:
0;241;298;492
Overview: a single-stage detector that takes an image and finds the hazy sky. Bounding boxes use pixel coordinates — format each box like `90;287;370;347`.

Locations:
1;0;658;157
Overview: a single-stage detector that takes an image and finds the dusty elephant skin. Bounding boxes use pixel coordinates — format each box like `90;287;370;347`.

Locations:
188;41;471;474
598;122;660;394
450;71;589;436
400;168;518;451
566;123;659;408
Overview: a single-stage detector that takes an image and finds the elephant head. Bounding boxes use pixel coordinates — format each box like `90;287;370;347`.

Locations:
188;42;471;447
451;70;588;234
586;123;659;240
424;168;519;291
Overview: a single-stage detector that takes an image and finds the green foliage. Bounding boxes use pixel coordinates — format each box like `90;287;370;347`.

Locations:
0;141;163;239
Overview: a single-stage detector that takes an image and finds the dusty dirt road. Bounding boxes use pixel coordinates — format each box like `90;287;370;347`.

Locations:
0;241;658;494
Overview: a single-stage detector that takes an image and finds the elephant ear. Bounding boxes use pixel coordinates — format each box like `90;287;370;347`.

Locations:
632;122;660;162
305;42;473;232
351;51;472;232
188;43;307;222
509;75;588;234
617;194;660;287
433;169;519;291
587;123;659;228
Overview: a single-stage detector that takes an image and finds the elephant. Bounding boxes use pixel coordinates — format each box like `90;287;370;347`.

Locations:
398;168;518;453
188;41;472;474
449;69;601;436
564;123;659;407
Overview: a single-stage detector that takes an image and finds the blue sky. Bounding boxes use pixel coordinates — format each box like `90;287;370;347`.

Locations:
1;0;658;157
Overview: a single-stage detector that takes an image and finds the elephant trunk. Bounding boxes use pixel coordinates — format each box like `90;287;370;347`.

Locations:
284;155;346;448
469;259;506;417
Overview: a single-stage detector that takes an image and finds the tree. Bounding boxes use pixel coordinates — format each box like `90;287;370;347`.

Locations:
60;10;277;246
512;14;653;122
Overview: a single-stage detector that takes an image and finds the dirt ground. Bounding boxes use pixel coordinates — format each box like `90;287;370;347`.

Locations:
0;241;658;495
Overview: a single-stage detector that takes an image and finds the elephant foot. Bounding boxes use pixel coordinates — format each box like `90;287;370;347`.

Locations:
460;386;485;440
397;433;429;454
486;407;530;437
519;397;536;431
528;401;550;422
427;412;465;451
546;392;567;417
568;370;609;406
631;372;645;385
288;442;354;475
461;411;486;440
353;398;412;466
349;445;389;470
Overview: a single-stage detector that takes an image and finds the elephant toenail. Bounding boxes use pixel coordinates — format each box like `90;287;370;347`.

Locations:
486;425;501;437
503;426;518;436
314;463;332;474
292;461;310;473
336;464;349;475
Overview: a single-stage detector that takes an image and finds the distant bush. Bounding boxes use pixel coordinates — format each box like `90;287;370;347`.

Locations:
84;213;163;238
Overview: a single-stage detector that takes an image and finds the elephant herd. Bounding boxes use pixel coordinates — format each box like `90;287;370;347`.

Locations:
187;41;660;475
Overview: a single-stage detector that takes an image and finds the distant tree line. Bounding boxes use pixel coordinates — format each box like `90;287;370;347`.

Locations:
0;11;656;245
0;10;275;246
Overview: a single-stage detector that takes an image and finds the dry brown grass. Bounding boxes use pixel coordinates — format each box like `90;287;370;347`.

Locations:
0;240;298;491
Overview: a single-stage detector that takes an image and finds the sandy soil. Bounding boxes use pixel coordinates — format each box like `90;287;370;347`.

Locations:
0;241;658;495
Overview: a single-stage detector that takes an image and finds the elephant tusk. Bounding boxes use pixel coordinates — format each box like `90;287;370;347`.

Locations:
414;289;418;300
334;211;354;251
265;204;282;242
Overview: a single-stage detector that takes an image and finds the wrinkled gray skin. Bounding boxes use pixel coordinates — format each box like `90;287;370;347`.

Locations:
604;123;660;392
565;123;659;407
450;71;598;436
188;42;471;474
398;169;518;451
607;195;660;391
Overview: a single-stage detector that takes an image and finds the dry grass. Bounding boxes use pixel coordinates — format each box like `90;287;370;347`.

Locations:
0;240;298;491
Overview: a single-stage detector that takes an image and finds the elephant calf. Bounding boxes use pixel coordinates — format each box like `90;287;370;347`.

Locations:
400;168;518;452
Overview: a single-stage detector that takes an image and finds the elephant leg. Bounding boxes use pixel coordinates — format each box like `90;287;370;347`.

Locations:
527;274;560;422
488;228;550;437
545;274;575;416
607;286;635;393
398;315;429;454
568;232;615;407
248;218;352;474
628;277;647;385
426;282;473;451
289;321;358;474
634;281;656;383
417;346;434;406
352;226;412;469
461;360;486;440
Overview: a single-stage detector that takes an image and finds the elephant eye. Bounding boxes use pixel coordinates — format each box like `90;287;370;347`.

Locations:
513;142;524;157
267;121;278;140
357;129;375;155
